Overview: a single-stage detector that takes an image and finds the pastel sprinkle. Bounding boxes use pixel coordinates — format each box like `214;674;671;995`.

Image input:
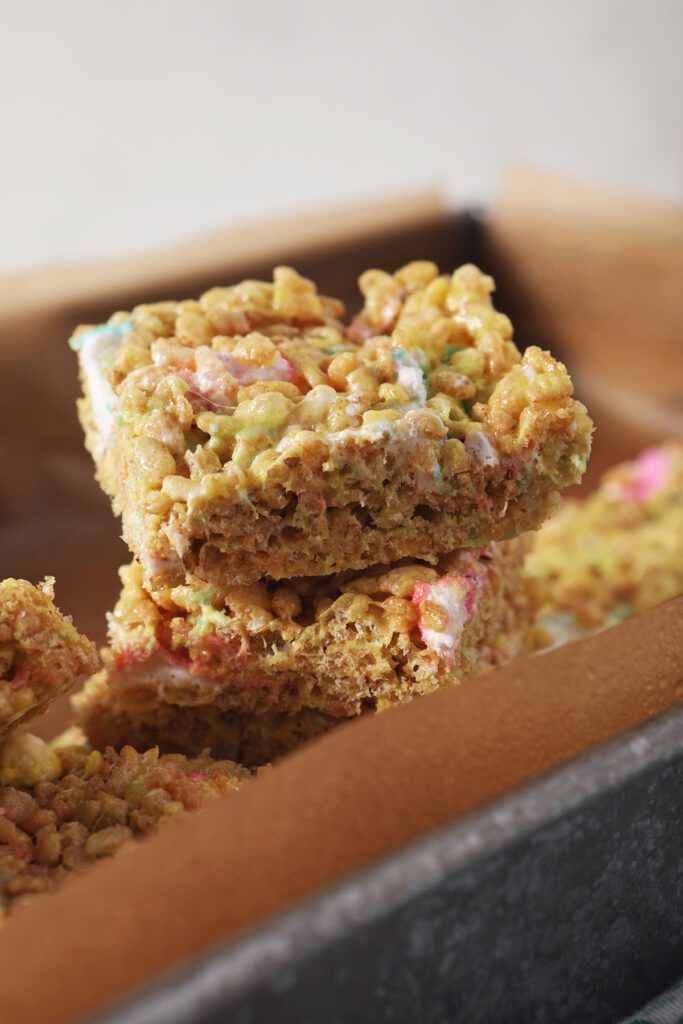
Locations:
69;318;132;352
619;447;670;503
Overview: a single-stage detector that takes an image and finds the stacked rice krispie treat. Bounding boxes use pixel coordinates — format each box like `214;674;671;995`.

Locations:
526;441;683;646
71;262;593;763
75;538;531;761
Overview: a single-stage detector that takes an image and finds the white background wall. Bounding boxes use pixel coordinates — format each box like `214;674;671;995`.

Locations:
1;0;681;273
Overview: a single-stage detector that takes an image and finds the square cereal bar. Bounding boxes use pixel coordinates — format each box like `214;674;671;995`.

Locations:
0;731;248;917
74;536;532;763
72;263;592;589
0;579;99;736
526;441;683;644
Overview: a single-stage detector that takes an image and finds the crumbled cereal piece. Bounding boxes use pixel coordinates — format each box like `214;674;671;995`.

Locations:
0;578;99;736
0;733;61;787
0;735;249;918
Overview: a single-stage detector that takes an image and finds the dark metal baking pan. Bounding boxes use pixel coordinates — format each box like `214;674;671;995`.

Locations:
86;701;683;1024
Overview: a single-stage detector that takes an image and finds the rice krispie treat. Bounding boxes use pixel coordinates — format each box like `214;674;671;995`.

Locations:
0;730;248;917
526;442;683;643
74;536;532;762
0;579;99;736
72;263;592;590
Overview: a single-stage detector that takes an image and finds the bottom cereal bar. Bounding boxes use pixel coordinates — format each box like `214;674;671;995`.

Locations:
526;441;683;645
74;537;532;763
0;579;99;736
0;731;249;917
73;698;338;767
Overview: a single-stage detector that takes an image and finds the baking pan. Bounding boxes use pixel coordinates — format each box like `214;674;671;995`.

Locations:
87;698;683;1024
2;187;680;1023
67;209;683;1023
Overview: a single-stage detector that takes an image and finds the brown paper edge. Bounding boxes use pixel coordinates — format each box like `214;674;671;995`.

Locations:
0;188;447;318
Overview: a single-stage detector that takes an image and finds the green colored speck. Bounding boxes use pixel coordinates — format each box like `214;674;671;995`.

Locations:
68;318;132;351
612;604;634;622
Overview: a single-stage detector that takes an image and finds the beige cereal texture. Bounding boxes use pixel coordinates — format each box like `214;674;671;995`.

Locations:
526;441;683;639
0;731;249;918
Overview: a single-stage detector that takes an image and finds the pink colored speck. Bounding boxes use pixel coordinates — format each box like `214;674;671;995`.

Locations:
411;580;432;611
158;643;195;674
618;448;669;503
411;573;479;655
178;371;233;411
462;575;479;617
347;321;374;343
215;351;299;388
